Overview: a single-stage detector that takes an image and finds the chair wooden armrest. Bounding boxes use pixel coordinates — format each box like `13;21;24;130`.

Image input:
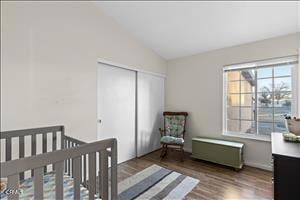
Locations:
159;128;165;137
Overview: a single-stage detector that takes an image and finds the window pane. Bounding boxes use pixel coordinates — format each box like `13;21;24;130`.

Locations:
258;78;272;92
258;92;273;107
274;91;291;106
274;77;291;92
227;107;240;119
227;120;240;132
241;93;255;106
258;122;273;135
257;67;272;78
241;107;254;120
241;121;256;134
227;81;240;93
241;81;255;93
274;122;288;132
227;94;240;106
274;94;291;122
258;107;273;122
274;65;292;77
227;71;240;81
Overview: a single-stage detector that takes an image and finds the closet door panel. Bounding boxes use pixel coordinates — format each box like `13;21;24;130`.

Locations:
137;72;164;157
97;64;136;163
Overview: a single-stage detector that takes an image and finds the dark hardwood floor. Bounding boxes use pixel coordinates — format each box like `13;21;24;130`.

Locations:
118;150;273;200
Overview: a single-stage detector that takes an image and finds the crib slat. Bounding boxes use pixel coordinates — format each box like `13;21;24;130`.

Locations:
34;167;44;199
111;140;118;200
89;152;96;200
98;153;101;196
31;134;36;156
52;131;57;151
42;133;47;153
19;136;25;180
64;139;67;173
73;157;81;200
31;134;36;177
19;136;25;158
6;137;12;161
68;140;71;176
7;174;19;200
42;133;47;173
71;142;74;178
83;154;87;188
55;161;64;200
61;126;65;150
81;155;84;184
52;132;57;170
100;151;108;200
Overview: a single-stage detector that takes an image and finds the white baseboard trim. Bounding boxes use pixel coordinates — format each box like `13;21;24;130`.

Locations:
244;161;272;171
185;147;272;171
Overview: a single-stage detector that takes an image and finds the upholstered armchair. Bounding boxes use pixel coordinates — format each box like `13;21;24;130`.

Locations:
159;112;188;161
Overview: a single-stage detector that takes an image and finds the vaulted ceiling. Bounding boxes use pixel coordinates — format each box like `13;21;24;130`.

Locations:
97;1;299;60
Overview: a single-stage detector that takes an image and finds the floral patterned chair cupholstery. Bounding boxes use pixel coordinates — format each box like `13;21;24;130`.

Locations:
159;112;188;161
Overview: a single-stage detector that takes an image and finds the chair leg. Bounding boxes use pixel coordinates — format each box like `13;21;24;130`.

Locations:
160;144;167;159
164;145;168;158
160;144;168;159
180;146;184;162
160;144;164;158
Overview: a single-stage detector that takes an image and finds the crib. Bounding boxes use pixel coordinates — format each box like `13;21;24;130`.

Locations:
0;126;117;200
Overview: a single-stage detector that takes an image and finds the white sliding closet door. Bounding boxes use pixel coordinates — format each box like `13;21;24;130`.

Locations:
97;63;136;163
137;72;165;157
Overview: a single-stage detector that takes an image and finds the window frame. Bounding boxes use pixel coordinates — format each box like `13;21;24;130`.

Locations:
222;56;298;142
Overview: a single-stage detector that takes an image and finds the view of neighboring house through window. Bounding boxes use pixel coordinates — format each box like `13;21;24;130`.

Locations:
224;56;298;137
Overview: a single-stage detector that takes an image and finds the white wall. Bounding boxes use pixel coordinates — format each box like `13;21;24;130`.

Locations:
0;2;167;142
166;33;299;170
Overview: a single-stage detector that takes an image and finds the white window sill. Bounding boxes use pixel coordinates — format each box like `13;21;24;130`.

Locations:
222;132;271;142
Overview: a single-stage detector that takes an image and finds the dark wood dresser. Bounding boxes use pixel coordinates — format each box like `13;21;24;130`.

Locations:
271;132;300;200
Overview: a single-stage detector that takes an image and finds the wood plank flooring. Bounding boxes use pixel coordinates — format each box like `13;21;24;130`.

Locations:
118;150;273;200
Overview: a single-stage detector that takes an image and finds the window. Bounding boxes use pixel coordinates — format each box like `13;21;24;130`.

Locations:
223;56;298;139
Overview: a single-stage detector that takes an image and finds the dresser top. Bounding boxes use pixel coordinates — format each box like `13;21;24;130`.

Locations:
271;132;300;158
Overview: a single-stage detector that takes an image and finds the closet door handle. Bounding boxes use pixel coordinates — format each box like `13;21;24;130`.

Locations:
98;120;102;123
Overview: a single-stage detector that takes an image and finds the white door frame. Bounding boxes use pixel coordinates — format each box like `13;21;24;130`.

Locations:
97;58;166;78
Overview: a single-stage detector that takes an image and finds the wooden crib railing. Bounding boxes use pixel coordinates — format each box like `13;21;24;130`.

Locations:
1;126;65;180
0;126;118;200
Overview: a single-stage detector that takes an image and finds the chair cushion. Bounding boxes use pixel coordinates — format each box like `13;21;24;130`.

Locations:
160;136;184;145
165;115;186;137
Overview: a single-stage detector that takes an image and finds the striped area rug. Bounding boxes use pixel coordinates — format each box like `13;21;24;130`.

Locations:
118;165;199;200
